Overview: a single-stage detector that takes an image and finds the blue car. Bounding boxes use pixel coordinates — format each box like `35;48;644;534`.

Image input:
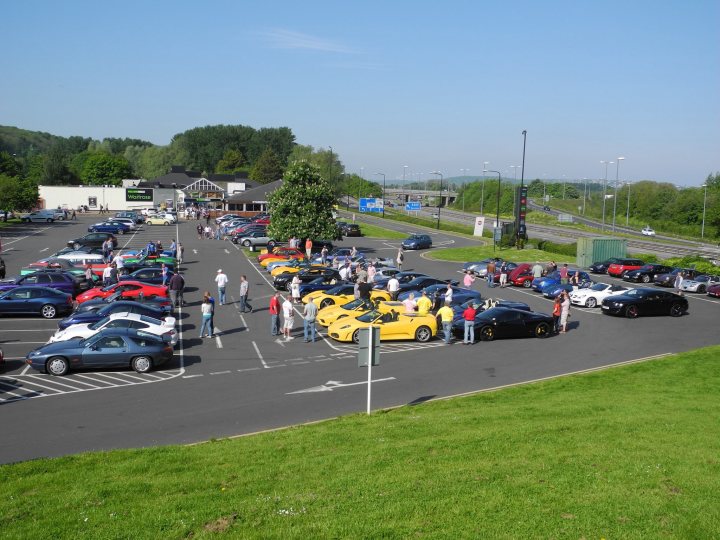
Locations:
58;300;170;330
88;221;132;234
119;267;175;285
298;276;343;296
372;271;429;290
26;328;174;376
401;234;432;250
541;280;594;299
0;286;74;319
75;293;172;314
0;271;82;297
531;270;590;292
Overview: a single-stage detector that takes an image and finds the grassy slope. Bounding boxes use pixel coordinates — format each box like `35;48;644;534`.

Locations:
1;347;719;538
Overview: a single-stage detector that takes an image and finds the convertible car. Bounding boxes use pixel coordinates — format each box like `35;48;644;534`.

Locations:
327;309;437;343
569;283;631;308
48;312;177;345
258;247;305;266
317;298;400;327
679;274;720;293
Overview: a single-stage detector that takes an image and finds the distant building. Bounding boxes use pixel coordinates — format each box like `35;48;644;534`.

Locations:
225;180;282;214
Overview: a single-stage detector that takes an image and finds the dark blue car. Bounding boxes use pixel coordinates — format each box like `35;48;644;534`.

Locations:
298;276;343;296
0;286;74;319
88;221;131;234
26;328;174;376
531;270;590;292
58;300;170;330
372;271;429;290
401;234;432;250
541;280;594;299
74;292;172;314
0;271;82;296
119;267;175;285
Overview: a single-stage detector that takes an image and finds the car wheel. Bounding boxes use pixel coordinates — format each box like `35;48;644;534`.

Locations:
585;297;597;308
698;285;706;294
625;305;639;318
46;356;69;376
621;270;628;278
534;322;551;338
73;242;80;250
642;274;650;283
352;329;360;344
243;240;251;247
41;304;57;318
118;229;124;235
163;221;169;226
320;298;334;308
47;218;53;223
669;303;684;317
523;280;532;288
479;325;494;341
132;355;153;373
415;325;432;342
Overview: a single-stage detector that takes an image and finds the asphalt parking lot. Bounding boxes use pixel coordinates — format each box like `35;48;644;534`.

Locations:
1;214;719;463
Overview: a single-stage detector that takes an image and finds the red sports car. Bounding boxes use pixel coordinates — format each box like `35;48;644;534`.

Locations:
257;247;304;263
75;281;168;304
707;283;720;298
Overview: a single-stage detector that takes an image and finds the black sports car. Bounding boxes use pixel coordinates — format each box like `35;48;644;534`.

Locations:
588;258;622;274
273;267;341;291
452;306;553;341
59;301;171;330
372;271;429;290
623;264;674;284
73;293;172;315
601;288;688;318
654;268;701;287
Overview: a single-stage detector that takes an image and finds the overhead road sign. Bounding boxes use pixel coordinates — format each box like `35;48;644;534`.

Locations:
405;201;421;211
359;198;383;213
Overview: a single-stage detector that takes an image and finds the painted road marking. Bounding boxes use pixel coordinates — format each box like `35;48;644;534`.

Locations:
252;341;268;368
287;377;396;394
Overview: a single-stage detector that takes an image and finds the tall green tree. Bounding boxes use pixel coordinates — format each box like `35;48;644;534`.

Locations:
267;162;337;242
80;153;132;186
216;149;246;174
0;173;38;211
0;152;20;176
249;148;283;184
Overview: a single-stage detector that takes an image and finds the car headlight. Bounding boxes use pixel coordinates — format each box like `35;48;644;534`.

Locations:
611;302;622;307
29;350;41;357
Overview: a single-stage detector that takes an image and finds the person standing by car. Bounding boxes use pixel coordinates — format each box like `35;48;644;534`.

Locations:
552;296;562;333
305;238;313;260
396;248;404;271
499;263;508;288
321;245;328;265
532;261;544;279
486;260;496;288
161;263;169;286
367;261;376;283
463;270;475;289
199;296;214;339
84;264;93;282
302;299;318;343
559;264;569;285
402;293;417;314
177;243;184;265
169;239;177;259
102;264;113;286
239;275;252;313
168;271;185;308
282;294;295;340
291;274;302;303
417;290;433;316
269;291;281;336
674;270;684;296
387;275;400;300
463;302;477;344
437;301;454;344
559;291;571;334
215;269;228;305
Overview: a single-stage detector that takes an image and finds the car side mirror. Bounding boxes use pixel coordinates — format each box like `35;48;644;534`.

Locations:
90;345;98;351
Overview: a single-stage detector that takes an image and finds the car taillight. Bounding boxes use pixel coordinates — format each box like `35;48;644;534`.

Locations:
163;346;173;353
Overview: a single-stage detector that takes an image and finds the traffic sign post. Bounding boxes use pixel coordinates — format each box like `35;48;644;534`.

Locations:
359;198;383;213
358;326;380;414
405;201;421;211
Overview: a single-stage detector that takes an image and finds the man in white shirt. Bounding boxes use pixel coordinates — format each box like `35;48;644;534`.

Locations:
215;269;229;305
387;276;400;300
282;295;295;340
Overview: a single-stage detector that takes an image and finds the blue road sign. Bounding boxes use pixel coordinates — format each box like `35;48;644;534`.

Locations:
359;198;383;212
405;201;421;211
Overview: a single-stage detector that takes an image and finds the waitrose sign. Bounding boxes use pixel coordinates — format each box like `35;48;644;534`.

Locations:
125;188;153;202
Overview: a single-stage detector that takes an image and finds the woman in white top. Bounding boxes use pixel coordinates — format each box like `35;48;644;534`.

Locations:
291;275;301;303
199;298;213;338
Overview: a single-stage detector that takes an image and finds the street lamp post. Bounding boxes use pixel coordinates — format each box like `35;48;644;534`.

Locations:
431;172;443;229
612;157;625;233
701;183;708;238
582;178;588;215
402;165;408;204
484;169;502;252
600;160;612;231
625;181;631;226
510;165;520;182
482;162;489;215
375;173;386;218
459;168;468;212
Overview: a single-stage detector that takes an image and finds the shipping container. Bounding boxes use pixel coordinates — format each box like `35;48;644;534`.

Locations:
577;237;627;268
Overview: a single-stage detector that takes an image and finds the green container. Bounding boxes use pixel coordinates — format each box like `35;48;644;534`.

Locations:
576;237;627;268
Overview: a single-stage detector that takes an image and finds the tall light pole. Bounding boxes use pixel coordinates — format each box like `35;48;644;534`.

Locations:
625;181;631;226
431;171;443;229
701;183;708;238
402;165;408;204
600;160;613;232
510;165;520;182
482;161;489;215
520;130;527;191
582;178;588;215
460;168;468;212
328;146;333;185
562;175;567;199
484;169;502;252
375;173;386;218
612;157;625;233
360;167;364;180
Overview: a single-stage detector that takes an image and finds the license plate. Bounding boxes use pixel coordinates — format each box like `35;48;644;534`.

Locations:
601;305;609;310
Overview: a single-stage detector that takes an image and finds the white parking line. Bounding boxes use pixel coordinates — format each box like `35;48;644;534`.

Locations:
252;340;268;368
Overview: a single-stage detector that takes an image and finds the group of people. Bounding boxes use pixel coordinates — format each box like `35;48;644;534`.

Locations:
269;291;318;343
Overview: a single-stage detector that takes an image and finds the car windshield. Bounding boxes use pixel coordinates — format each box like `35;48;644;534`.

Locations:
89;315;111;330
325;285;349;295
101;283;116;292
623;289;644;297
357;310;381;323
590;283;608;291
341;298;366;310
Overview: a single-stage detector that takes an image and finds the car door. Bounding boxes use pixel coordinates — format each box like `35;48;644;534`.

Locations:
118;284;142;298
0;289;33;314
82;335;130;368
498;311;526;338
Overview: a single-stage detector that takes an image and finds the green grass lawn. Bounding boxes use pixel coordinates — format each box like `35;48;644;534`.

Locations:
355;221;407;240
2;346;719;538
427;245;574;265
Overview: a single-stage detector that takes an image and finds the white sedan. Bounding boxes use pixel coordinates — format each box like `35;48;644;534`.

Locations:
641;226;656;236
569;283;632;308
49;312;177;345
680;275;720;293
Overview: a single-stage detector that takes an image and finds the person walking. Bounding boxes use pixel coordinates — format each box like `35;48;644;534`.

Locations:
305;238;313;260
197;224;203;240
199;296;214;338
387;275;400;300
463;302;477;344
463;270;475;289
437;301;455;344
552;295;562;333
559;291;571;333
486;260;496;288
320;245;328;265
499;262;508;288
168;271;185;308
177;243;184;265
559;263;569;285
239;275;252;313
282;295;295;340
269;291;281;336
71;209;77;220
215;269;228;305
396;248;404;271
303;299;318;343
674;270;684;295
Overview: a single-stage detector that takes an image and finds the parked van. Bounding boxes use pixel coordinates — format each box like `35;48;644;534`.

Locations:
56;252;106;266
21;210;64;223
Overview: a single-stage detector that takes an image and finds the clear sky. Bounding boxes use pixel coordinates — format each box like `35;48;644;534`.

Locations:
2;0;717;186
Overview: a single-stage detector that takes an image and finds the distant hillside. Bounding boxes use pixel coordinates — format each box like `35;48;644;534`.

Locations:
0;125;71;156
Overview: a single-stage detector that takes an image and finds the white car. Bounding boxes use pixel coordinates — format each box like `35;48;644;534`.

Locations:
680;275;720;293
49;312;177;345
112;217;138;230
569;283;632;308
641;226;656;236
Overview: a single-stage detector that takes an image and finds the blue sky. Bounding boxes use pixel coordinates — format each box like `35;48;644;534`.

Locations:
2;0;717;186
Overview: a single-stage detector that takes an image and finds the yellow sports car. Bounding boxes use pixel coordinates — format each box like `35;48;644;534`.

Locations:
307;287;391;308
317;299;402;327
270;261;325;277
327;309;437;343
